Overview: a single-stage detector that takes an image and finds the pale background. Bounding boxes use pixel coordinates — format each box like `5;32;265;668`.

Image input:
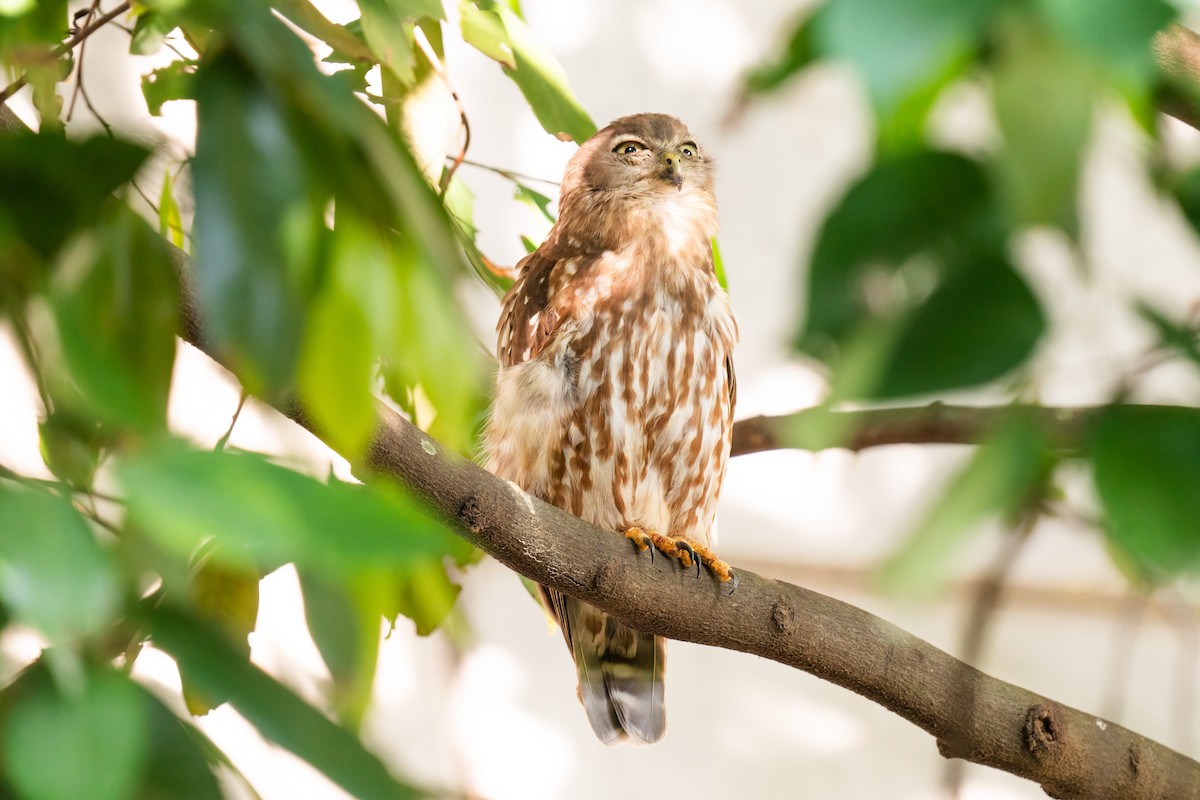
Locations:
3;1;1200;798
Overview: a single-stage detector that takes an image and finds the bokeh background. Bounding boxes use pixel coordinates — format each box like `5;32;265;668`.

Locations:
4;1;1200;797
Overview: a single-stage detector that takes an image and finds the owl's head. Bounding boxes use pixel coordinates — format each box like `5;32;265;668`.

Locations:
563;114;714;201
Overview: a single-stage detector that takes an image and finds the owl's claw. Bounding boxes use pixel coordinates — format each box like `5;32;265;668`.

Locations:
623;527;734;586
674;541;700;577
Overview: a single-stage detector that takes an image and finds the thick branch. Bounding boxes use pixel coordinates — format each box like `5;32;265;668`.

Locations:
339;400;1195;800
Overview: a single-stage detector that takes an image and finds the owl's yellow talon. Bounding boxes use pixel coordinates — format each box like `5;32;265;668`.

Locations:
622;527;732;585
624;527;652;552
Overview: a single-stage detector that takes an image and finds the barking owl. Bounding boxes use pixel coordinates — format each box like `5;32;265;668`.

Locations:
486;113;738;744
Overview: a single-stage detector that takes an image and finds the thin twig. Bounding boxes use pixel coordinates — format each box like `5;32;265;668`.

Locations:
411;29;470;197
65;2;103;123
215;392;248;453
453;157;560;187
0;1;132;106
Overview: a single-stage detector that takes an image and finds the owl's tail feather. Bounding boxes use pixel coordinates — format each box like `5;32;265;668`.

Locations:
552;591;666;745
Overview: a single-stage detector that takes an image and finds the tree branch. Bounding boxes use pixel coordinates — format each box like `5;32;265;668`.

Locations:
301;398;1197;800
729;403;1193;457
1154;24;1200;131
0;2;132;106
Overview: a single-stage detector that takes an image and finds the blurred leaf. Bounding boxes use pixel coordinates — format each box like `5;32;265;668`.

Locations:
1091;405;1200;578
816;0;997;115
181;557;260;716
741;8;821;96
1140;302;1200;369
460;0;595;143
191;49;321;398
1036;0;1175;89
386;238;490;454
881;414;1051;593
798;150;990;359
118;442;460;576
298;570;385;728
137;685;224;799
297;285;377;457
149;607;422;799
38;411;106;488
993;21;1095;231
873;254;1045;398
5;667;148;800
51;206;179;430
274;0;376;64
0;0;66;50
130;8;176;55
158;169;185;249
0;132;149;260
1172;165;1200;234
359;0;444;87
0;486;120;647
446;176;512;296
387;559;461;636
142;60;196;116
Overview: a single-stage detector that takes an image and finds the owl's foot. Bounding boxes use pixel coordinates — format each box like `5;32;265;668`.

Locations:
623;527;737;592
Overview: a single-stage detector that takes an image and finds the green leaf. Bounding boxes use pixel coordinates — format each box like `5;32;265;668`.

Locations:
298;570;384;728
881;414;1051;593
148;607;421;800
181;558;260;716
358;0;444;86
1090;406;1200;578
130;8;177;55
459;0;595;143
741;8;821;96
0;487;120;647
446;176;512;296
5;667;148;800
873;255;1045;398
1036;0;1175;89
1140;302;1200;369
0;132;149;259
37;411;106;489
191;49;321;397
386;239;490;455
158;169;185;249
297;285;377;457
51;206;179;430
137;685;224;799
816;0;997;115
711;237;729;293
1172;165;1200;235
992;21;1095;231
512;182;556;225
142;60;196;116
387;559;462;636
117;442;460;577
798;150;991;358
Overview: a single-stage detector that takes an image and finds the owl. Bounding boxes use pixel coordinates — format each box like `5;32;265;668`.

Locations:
486;113;738;744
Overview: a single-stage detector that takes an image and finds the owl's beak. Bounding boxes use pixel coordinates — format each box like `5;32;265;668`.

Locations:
661;152;684;190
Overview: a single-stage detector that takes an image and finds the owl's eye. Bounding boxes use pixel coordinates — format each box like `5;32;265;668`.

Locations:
681;142;698;158
614;141;645;155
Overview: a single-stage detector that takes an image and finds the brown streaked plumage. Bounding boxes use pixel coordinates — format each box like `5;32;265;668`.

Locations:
486;113;738;745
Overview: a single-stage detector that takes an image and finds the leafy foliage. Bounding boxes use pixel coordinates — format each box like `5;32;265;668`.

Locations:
1;0;1199;795
0;0;580;793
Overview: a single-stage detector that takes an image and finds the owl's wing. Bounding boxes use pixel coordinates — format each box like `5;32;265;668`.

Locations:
497;250;565;368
